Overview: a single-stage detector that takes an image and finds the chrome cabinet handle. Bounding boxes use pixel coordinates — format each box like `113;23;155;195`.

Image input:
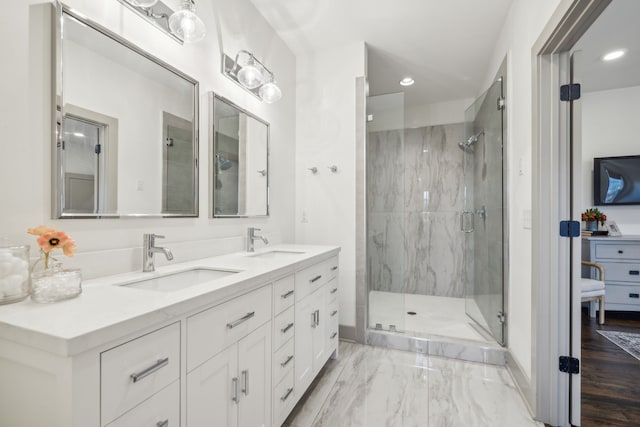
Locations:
331;310;338;317
281;290;294;299
281;354;294;367
330;332;338;339
315;309;320;326
157;421;169;427
232;377;239;402
241;370;249;395
281;387;294;402
330;287;338;294
630;270;639;276
310;275;322;283
311;311;317;328
281;322;294;334
227;312;255;329
331;266;338;271
130;358;169;383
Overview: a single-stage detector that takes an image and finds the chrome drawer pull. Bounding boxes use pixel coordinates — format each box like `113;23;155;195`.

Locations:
227;312;255;329
130;358;169;383
281;387;294;402
331;266;338;271
311;311;317;328
330;287;338;294
281;290;294;299
281;322;294;334
310;275;322;283
629;270;639;276
241;370;249;395
330;332;338;339
630;293;639;299
331;310;338;317
157;421;169;427
232;377;239;402
281;354;294;367
315;309;320;326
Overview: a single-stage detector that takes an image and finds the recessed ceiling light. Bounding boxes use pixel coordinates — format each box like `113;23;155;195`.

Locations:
603;49;626;61
399;77;415;86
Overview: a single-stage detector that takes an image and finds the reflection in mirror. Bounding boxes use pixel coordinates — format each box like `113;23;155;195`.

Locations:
210;94;269;217
54;5;199;218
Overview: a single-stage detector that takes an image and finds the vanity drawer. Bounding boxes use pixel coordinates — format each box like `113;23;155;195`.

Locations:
326;256;339;280
600;262;640;283
295;262;328;301
327;278;339;304
274;275;295;315
187;284;272;371
606;284;640;306
105;380;179;427
273;370;296;427
273;337;295;386
273;305;295;351
595;243;640;260
101;322;180;426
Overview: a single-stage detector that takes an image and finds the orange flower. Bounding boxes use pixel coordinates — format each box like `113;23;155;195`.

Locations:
27;225;57;236
37;231;76;256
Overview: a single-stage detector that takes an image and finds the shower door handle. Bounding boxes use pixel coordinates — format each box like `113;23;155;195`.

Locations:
461;211;474;233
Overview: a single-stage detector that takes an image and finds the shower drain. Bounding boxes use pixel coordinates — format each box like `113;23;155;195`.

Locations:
407;311;417;315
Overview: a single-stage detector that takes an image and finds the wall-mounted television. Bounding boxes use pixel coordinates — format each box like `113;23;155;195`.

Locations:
594;155;640;205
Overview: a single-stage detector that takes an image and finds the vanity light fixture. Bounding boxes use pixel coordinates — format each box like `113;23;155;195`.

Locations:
399;77;415;86
119;0;206;44
602;49;626;61
223;50;283;103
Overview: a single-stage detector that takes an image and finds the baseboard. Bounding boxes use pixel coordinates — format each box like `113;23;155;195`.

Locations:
339;325;357;342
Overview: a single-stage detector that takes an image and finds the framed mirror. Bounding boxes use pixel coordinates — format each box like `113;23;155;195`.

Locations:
53;4;199;218
210;93;269;217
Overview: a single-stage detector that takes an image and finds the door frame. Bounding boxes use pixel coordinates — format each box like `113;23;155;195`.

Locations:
532;1;611;425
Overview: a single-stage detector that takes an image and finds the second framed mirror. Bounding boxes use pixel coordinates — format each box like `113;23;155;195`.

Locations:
210;93;269;217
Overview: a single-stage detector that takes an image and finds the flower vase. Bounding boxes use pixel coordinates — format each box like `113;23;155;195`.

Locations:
585;221;598;232
30;251;82;303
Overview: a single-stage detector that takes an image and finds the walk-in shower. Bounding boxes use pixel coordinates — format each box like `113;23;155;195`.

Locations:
364;62;507;349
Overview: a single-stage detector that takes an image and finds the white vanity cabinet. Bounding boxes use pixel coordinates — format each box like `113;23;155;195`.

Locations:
186;284;273;427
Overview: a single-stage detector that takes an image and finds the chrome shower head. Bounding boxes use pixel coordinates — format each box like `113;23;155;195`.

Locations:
216;154;233;171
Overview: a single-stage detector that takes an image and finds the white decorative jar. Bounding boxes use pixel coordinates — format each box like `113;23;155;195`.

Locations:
0;243;30;304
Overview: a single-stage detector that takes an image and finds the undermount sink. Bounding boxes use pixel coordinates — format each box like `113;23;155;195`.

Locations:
248;250;306;259
118;268;239;292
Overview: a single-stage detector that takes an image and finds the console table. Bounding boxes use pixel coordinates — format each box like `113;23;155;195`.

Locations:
582;236;640;311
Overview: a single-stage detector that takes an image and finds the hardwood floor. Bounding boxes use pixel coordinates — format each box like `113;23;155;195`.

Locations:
581;308;640;427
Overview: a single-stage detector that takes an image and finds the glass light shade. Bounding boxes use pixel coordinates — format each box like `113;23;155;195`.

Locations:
259;81;282;103
237;62;265;89
129;0;159;7
169;1;206;43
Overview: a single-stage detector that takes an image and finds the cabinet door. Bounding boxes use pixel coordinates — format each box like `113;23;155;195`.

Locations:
238;322;272;427
294;293;316;396
187;345;238;427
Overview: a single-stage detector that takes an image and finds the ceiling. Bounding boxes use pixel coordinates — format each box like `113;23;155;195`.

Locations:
250;0;512;107
573;0;640;93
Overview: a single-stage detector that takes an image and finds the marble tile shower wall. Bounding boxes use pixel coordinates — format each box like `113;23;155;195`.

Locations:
367;123;466;297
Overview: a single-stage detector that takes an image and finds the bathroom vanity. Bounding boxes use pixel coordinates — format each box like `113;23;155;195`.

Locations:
0;245;339;427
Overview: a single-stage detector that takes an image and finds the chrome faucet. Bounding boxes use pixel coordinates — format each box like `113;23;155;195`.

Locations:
143;234;174;272
247;227;269;252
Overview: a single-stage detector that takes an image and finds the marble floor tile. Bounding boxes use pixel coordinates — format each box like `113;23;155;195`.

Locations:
284;342;541;427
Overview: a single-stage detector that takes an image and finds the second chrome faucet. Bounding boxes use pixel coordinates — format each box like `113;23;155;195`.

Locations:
247;227;268;252
143;234;174;272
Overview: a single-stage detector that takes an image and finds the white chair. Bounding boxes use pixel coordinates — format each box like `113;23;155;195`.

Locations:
581;261;605;325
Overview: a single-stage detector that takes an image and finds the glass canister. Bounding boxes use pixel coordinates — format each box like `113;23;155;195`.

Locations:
31;261;82;303
0;243;30;304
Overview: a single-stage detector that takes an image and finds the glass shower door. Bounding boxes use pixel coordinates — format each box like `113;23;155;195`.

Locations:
366;92;405;333
463;77;505;345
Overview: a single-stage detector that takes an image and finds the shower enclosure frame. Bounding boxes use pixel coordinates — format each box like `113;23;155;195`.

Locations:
354;56;510;352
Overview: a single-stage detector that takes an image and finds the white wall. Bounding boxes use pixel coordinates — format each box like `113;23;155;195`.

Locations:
582;86;640;235
482;0;565;380
295;42;367;327
0;0;296;276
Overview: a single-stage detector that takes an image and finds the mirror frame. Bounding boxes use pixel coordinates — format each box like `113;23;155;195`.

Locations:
209;93;270;218
53;3;200;219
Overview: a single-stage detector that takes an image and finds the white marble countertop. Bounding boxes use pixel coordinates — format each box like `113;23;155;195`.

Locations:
582;235;640;241
0;244;339;357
